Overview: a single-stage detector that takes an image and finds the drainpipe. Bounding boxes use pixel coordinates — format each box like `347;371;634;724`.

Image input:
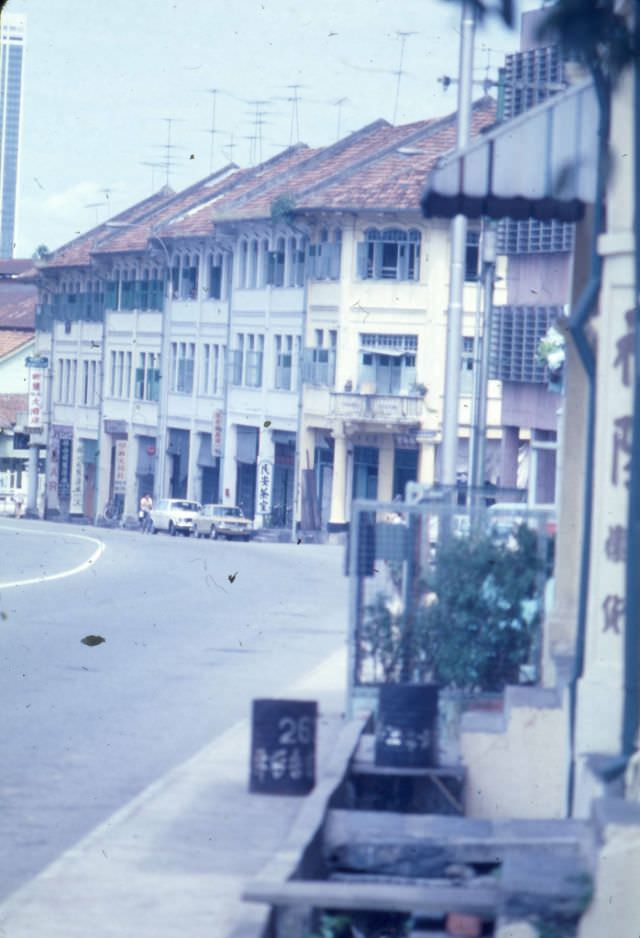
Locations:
94;276;108;523
622;21;640;757
441;1;475;492
217;241;234;505
291;231;310;543
149;235;172;499
566;67;610;813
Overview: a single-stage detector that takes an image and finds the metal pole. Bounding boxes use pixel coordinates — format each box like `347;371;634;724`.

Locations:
440;2;476;491
471;223;496;490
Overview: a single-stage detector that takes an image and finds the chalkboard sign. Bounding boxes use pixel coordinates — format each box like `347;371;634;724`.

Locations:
250;699;317;795
375;684;438;769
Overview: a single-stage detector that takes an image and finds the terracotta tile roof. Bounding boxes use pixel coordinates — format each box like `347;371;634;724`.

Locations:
41;99;497;266
163;146;318;238
0;330;33;361
167;101;495;231
298;101;496;212
0;393;28;429
0;258;35;276
43;187;176;269
0;284;37;328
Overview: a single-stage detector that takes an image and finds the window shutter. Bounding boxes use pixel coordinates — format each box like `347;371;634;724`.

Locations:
356;242;368;279
398;243;409;280
105;282;117;310
266;251;276;286
210;264;222;299
302;347;314;383
328;242;341;280
307;244;317;280
318;243;330;280
373;243;383;279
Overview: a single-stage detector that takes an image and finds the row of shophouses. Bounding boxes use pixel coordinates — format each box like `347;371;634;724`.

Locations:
25;93;568;531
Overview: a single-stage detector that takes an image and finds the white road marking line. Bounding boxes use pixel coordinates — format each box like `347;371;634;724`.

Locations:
0;526;106;589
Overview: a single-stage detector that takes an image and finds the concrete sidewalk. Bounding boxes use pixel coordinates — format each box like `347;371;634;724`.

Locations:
0;646;347;938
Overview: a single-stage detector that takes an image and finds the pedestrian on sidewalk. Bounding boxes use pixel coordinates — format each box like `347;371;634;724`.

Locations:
139;493;153;533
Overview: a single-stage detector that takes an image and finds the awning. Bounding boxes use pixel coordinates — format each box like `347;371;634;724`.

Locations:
421;79;598;223
236;426;258;464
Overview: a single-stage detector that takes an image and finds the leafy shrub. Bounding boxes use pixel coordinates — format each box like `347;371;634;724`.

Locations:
415;524;543;691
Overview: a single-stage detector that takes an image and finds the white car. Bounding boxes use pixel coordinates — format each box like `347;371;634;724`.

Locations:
150;498;201;536
194;504;254;541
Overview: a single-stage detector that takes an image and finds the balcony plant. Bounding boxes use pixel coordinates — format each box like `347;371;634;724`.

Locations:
537;324;566;392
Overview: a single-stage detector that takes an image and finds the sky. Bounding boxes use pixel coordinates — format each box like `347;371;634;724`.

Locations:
6;0;539;257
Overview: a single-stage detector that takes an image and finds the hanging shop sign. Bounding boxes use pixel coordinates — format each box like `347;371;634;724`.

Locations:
257;459;273;515
27;367;45;430
113;439;128;494
212;410;224;458
69;439;85;514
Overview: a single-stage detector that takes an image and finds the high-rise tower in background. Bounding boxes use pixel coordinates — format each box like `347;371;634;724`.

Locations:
0;11;25;258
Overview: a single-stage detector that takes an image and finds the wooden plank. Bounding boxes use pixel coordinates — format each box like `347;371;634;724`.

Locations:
243;878;499;916
324;810;590;871
352;735;465;779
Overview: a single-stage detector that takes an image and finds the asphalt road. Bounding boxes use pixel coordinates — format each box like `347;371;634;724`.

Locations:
0;519;348;901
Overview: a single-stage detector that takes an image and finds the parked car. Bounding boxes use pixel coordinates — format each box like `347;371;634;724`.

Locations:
194;504;254;541
150;498;201;536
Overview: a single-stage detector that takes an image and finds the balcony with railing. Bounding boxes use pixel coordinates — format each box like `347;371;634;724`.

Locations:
330;390;425;424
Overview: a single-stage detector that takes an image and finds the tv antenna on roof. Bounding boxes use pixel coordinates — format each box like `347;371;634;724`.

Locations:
222;132;237;164
331;96;349;141
392;31;418;124
246;99;270;165
85;202;103;226
285;83;302;146
156;117;187;187
140;160;164;193
206;88;219;172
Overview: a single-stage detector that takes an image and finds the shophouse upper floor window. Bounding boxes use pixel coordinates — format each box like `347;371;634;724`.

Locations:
357;228;421;281
208;251;228;300
358;333;418;395
303;327;337;386
274;334;293;390
170;341;195;394
135;352;161;402
308;228;341;281
170;254;199;300
104;266;164;312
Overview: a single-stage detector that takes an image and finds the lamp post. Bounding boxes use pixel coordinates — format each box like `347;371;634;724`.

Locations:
440;1;476;494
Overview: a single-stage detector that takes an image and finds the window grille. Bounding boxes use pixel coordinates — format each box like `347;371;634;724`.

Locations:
489;305;562;383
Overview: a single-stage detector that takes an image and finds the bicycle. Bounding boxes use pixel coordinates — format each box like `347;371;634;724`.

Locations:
103;498;123;523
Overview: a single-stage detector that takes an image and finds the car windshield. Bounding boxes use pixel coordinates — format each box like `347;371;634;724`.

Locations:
173;501;199;511
222;507;242;517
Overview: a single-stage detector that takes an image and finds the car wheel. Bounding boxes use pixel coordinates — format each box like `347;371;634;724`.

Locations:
150;523;157;534
169;521;176;536
210;525;217;540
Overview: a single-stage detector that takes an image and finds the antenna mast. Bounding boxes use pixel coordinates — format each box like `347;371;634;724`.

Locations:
392;31;417;124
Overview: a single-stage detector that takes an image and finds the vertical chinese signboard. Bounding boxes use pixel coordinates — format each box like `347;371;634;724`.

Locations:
26;357;47;431
69;439;85;514
257;460;273;516
47;425;73;510
113;440;127;494
212;410;224;459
